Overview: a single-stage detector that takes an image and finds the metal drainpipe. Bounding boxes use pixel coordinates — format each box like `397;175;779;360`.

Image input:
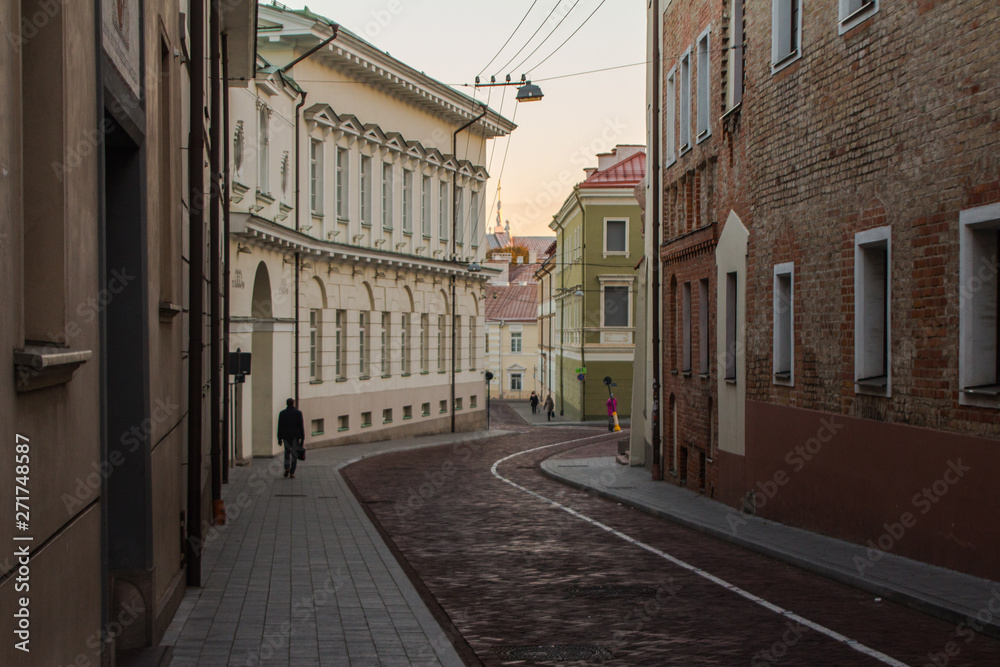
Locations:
573;187;585;420
651;0;663;479
222;32;231;483
451;104;487;432
209;0;223;514
186;0;206;587
551;216;565;415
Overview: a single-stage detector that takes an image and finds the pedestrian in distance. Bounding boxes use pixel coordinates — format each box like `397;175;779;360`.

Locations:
277;397;305;478
543;394;555;421
606;393;618;432
529;390;539;414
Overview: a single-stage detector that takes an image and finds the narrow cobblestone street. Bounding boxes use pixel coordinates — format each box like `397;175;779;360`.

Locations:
342;403;1000;666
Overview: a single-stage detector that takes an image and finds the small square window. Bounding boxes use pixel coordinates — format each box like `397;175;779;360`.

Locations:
383;408;393;424
361;411;372;427
422;402;431;417
311;418;324;436
455;398;463;411
403;405;413;420
439;400;448;414
470;395;477;408
338;415;349;432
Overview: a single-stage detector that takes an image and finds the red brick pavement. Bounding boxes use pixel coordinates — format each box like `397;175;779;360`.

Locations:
343;405;1000;666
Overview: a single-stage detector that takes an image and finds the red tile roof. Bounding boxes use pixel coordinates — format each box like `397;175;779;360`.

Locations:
580;151;646;189
485;284;538;322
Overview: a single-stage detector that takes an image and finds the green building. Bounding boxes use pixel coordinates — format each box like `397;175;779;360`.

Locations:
542;145;646;421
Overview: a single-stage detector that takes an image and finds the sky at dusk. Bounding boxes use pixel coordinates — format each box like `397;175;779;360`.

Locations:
303;0;647;238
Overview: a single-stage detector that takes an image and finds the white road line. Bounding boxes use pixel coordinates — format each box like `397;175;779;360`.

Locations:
490;437;910;667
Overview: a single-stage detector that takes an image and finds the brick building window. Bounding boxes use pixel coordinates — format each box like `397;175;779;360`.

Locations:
727;0;745;110
680;49;692;151
772;0;802;71
839;0;878;35
699;278;710;375
666;65;677;165
725;272;738;381
682;282;693;373
696;27;712;142
773;263;794;385
959;203;1000;406
854;227;891;395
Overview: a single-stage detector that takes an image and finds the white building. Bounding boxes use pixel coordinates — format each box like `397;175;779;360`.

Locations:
228;4;515;457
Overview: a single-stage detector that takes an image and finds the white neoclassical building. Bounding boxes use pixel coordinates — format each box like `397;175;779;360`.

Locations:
227;4;514;458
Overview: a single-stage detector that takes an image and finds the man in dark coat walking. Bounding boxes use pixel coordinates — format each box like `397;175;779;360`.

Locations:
277;398;305;478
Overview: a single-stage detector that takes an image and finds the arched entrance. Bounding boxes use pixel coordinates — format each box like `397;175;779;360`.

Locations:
251;262;275;457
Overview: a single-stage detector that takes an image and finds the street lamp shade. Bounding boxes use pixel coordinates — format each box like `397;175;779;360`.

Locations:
516;82;543;103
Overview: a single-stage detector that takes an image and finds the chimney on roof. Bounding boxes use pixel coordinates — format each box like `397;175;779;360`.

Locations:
596;152;616;171
584;167;597;179
613;144;645;161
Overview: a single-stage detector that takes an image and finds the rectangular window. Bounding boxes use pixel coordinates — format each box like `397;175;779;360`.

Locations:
470;395;477;408
440;399;448;414
604;286;629;327
959;204;1000;404
361;411;372;427
420;313;429;373
403;405;413;419
338;415;349;432
336;147;348;219
679;50;692;150
422;402;431;416
402;169;413;234
726;272;738;381
605;219;628;255
401;313;411;374
359;311;369;378
309;309;321;381
455;188;464;245
310;139;323;214
311;418;324;436
469;319;476;370
854;227;891;393
470;191;480;247
382;162;393;230
421;175;432;238
696;29;711;142
510;331;522;353
335;310;346;378
455;397;463;411
360;155;372;227
682;282;692;373
381;312;390;376
772;0;802;70
510;373;522;392
258;107;270;194
839;0;878;35
455;315;462;369
438;315;446;372
383;408;393;424
438;181;449;241
773;263;794;384
665;66;677;164
728;0;745;109
699;279;710;374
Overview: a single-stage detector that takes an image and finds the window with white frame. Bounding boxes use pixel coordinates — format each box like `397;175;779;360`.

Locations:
420;313;429;373
455;187;464;245
381;311;390;375
604;285;630;328
437;315;446;371
665;65;677;164
839;0;878;35
510;331;522;353
402;168;413;234
360;155;372;227
772;0;802;71
679;49;692;151
309;309;321;381
854;227;891;393
773;263;794;385
725;271;738;381
604;219;628;256
959;203;1000;404
359;311;369;377
682;282;692;373
335;309;345;378
258;107;270;194
728;0;745;109
310;139;323;215
696;28;711;142
470;191;480;247
510;373;522;392
438;181;449;241
421;175;432;238
336;147;348;219
401;312;411;374
381;163;393;230
699;278;709;374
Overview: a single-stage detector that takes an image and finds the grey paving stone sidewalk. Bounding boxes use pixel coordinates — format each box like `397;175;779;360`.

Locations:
541;455;1000;639
162;430;506;667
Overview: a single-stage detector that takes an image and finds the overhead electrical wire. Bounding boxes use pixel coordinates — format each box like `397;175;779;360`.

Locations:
491;0;567;79
477;0;543;78
520;0;609;77
507;0;585;78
